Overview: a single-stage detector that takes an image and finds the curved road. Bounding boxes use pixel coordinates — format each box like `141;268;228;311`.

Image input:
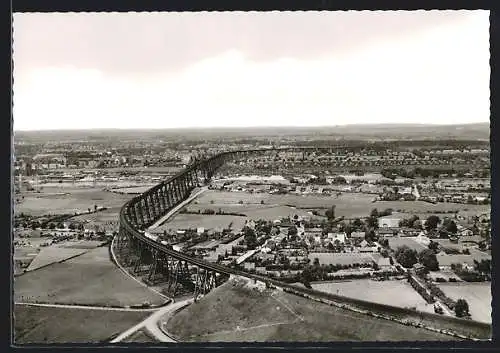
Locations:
111;298;193;343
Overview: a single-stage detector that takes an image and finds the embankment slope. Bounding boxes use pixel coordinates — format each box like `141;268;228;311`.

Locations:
166;277;457;342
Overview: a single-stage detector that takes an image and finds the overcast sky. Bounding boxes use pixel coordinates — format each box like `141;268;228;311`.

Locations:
13;11;490;131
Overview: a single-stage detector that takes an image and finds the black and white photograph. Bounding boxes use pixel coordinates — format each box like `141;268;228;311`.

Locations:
11;10;492;344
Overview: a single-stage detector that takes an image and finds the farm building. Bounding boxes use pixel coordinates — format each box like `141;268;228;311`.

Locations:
326;232;346;244
378;216;401;228
377;228;397;237
358;240;379;253
350;231;365;239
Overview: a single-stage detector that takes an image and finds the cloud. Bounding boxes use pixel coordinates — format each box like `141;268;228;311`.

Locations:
13;10;477;77
12;10;489;130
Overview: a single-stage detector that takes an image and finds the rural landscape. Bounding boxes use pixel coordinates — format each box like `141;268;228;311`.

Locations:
12;124;492;343
12;9;491;346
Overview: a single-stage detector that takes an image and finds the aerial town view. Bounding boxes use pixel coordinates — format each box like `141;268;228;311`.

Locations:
12;10;491;345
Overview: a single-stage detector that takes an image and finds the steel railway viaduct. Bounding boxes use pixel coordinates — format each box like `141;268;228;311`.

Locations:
116;145;367;298
113;145;468;300
114;145;491;340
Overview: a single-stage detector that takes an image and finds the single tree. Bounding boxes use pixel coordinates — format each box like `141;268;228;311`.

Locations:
395;246;418;268
428;240;439;251
425;215;441;231
454;299;470;318
288;226;298;237
418;249;439;271
352;218;363;229
444;220;458;234
365;229;377;242
325;205;336;221
313;257;320;267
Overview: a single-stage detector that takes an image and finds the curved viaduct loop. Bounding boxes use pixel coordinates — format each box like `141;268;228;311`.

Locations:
116;146;490;340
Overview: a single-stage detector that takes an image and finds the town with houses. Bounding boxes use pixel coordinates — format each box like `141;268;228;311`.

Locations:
13;128;492;343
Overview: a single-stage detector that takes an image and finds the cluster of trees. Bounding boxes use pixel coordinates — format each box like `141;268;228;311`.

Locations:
399;215;422;229
381;167;489;180
301;260;376;285
395;246;439;271
440;218;458;235
185;208;246;217
395;246;419;268
243;226;257;250
451;260;491;282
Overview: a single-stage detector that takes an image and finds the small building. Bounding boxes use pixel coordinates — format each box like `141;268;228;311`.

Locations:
358;240;379;253
327;232;346;244
350;231;365;239
378;216;401;228
244;262;256;271
377;228;397;237
413;263;427;275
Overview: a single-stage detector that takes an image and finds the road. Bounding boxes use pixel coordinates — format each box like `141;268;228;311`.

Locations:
111;298;193;343
148;186;208;231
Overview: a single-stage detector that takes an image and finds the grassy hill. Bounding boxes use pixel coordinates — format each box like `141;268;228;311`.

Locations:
165;276;457;342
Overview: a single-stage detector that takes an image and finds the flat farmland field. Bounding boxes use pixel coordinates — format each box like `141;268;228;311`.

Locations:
388;237;427;252
196;191;376;218
26;246;89;272
13;304;148;344
242;205;314;220
311;279;434;314
69;207;121;230
186;203;270;213
437;283;492;323
16;188;132;217
25;241;106;271
111;185;156;194
14;246;166;307
156;214;248;232
167;277;454;342
434;239;465;252
187;204;315;221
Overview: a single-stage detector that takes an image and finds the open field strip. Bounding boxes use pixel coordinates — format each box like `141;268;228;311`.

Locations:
437;283;492;323
155;214;248;232
388;237;428;252
13;304;150;344
14;302;159;312
15;246;167;307
311;279;434;314
16;187;133;217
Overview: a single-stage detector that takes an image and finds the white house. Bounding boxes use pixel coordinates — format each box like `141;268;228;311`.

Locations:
378;216;401;228
327;232;346;244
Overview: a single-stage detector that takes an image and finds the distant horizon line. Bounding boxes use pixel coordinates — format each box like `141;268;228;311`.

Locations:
13;121;489;132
